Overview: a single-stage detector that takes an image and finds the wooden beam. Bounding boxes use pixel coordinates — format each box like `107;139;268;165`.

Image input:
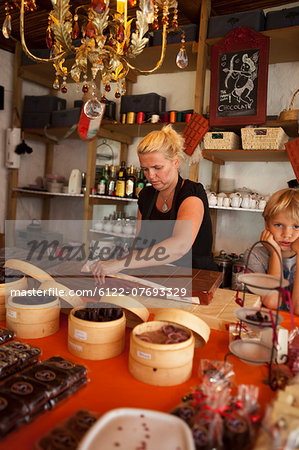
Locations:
12;42;23;128
44;143;54;176
7;170;18;221
98;127;132;144
84;138;97;222
189;0;211;182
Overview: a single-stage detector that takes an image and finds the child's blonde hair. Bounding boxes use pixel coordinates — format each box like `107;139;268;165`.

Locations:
263;188;299;223
137;124;184;161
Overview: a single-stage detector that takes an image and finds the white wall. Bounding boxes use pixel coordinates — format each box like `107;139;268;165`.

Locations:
0;3;298;249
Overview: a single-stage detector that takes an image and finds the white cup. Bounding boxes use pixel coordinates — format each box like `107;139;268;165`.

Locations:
151;114;160;123
231;196;241;208
250;199;257;209
208;193;217;206
223;197;231;207
258;199;267;210
217;196;224;207
241;197;251;208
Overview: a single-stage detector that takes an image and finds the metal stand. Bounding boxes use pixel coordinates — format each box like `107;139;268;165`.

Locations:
225;240;289;390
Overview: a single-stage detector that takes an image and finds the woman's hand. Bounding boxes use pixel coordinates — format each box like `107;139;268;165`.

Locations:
260;229;281;256
291;236;299;255
90;259;123;284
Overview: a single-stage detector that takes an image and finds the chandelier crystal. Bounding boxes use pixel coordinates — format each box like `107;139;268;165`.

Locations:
15;0;188;98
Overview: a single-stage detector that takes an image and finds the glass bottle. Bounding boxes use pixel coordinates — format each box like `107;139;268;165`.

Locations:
97;166;108;195
107;165;117;196
126;164;136;198
135;169;146;197
115;161;127;198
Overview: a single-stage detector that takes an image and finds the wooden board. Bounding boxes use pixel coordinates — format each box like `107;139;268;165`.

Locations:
47;262;222;306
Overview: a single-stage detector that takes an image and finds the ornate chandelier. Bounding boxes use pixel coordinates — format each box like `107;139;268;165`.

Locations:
7;0;188;117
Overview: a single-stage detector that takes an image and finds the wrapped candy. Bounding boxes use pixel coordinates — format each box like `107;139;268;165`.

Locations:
199;359;235;388
288;328;299;375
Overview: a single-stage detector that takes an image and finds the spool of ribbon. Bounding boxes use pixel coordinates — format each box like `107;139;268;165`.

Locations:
127;112;135;124
137;112;145;124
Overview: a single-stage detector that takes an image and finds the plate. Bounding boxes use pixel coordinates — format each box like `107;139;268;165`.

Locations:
78;408;195;450
229;339;272;366
237;273;289;296
235;307;283;329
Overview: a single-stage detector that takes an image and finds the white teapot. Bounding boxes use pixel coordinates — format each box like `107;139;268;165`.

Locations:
208;192;217;206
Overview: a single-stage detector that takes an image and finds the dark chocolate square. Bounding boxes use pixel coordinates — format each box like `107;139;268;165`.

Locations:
0;391;29;438
1;375;49;414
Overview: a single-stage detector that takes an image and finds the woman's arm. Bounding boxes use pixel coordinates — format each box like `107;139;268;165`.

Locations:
90;196;204;283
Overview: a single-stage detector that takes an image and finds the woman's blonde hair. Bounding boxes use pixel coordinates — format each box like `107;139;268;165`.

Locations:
137;124;184;161
263;188;299;223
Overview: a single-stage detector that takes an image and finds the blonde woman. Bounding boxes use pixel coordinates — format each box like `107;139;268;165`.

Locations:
90;125;216;282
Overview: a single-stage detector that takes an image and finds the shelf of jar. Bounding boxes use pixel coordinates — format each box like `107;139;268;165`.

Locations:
202;149;288;164
209;205;263;213
13;188;84;197
89;194;138;204
206;26;299;65
19;41;197;89
101;120;187;137
89;229;135;239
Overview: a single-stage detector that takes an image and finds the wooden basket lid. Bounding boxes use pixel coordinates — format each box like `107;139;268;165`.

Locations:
4;259;53;284
4;260;84;308
154;308;210;348
39;280;84;308
100;294;149;327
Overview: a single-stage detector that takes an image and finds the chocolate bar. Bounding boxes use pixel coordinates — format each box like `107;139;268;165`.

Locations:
1;375;50;414
0;347;19;379
0;391;30;438
47;377;87;409
40;356;87;384
34;409;99;450
2;341;41;362
0;326;14;344
74;302;123;322
22;359;86;398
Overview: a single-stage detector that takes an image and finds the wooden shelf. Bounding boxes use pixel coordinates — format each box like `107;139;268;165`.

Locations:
13;188;84;197
101;121;187;138
209;205;263;213
89;194;138;205
19;41;197;89
89;229;135;238
202;149;288;163
206;26;299;64
24;127;132;144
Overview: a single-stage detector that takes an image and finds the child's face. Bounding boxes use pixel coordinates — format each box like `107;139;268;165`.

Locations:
266;212;299;257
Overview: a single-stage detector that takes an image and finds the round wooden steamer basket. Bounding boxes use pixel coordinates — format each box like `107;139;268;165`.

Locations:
129;320;195;386
0;276;27;321
6;294;60;338
68;306;126;360
154;308;210;348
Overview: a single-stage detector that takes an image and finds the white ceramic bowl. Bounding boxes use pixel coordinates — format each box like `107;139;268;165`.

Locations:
237;273;289;296
78;408;195;450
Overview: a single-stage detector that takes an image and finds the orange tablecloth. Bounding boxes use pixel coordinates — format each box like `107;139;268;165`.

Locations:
0;311;298;449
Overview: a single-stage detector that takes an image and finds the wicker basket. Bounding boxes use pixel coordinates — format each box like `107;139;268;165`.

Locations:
203;131;241;150
241;127;289;150
279;89;299;121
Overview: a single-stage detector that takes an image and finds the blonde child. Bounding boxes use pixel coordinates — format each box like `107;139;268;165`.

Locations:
245;188;299;315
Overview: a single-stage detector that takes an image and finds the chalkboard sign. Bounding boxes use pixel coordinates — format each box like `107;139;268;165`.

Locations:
209;27;269;127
